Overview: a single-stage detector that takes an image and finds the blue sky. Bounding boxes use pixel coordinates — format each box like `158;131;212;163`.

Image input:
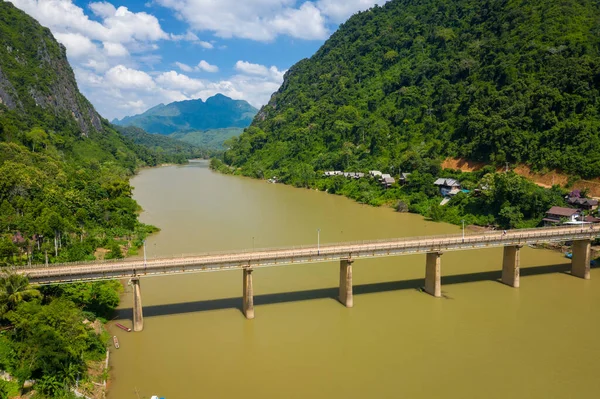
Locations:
8;0;389;119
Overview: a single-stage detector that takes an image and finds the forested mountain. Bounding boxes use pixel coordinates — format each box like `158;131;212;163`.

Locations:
113;94;258;135
0;2;171;394
225;0;600;179
0;0;158;268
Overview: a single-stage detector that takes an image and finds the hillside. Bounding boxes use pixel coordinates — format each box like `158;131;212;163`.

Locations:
113;94;258;135
114;125;212;161
0;1;166;394
225;0;600;180
0;0;163;266
169;127;243;149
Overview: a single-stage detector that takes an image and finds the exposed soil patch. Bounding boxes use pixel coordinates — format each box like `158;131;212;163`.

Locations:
442;158;600;197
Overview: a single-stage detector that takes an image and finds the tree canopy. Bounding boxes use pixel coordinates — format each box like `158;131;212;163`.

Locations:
226;0;600;179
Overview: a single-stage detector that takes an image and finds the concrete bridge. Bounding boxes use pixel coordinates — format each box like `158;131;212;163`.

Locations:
14;225;600;332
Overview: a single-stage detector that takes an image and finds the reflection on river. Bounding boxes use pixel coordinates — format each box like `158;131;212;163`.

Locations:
108;161;599;399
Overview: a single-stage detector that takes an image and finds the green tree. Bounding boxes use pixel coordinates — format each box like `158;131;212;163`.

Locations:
0;270;41;316
25;127;47;153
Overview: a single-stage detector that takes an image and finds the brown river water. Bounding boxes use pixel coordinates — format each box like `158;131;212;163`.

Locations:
108;161;600;399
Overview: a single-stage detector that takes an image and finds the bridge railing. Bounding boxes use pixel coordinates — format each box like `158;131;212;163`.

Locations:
13;224;599;272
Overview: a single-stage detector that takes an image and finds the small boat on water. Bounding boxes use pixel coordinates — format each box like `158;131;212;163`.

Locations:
115;322;132;332
113;336;120;349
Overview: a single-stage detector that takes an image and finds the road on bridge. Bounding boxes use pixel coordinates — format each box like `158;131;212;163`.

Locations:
14;225;599;284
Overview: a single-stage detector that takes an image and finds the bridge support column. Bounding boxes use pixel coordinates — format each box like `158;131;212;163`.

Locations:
339;258;353;308
243;268;255;319
425;252;442;298
502;245;522;288
571;239;591;280
132;277;144;332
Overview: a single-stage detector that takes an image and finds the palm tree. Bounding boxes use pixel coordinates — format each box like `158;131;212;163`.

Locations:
0;269;41;316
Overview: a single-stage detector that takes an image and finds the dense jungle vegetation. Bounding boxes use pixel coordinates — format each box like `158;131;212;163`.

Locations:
225;0;600;179
0;2;193;397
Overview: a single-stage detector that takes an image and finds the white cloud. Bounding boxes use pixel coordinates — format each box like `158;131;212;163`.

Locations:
105;65;155;90
155;71;205;91
103;42;129;57
235;61;269;77
154;0;391;41
197;41;214;49
88;1;116;19
270;2;328;40
154;0;329;41
53;32;97;58
9;0;168;44
235;61;284;81
196;60;218;73
175;62;194;72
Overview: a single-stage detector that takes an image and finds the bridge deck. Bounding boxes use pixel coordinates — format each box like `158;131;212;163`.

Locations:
14;225;600;284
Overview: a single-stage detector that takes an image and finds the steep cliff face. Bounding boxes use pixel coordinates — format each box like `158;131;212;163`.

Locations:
0;1;101;135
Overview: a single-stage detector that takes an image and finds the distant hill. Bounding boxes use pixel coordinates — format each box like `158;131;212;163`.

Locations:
169;128;243;149
113;94;258;135
225;0;600;179
114;125;212;161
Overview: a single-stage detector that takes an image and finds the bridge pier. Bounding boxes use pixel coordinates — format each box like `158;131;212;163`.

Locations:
425;252;443;297
243;268;255;319
502;245;522;288
571;239;591;280
132;277;144;332
339;258;354;307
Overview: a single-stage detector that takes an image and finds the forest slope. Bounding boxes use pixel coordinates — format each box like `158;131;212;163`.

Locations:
225;0;600;180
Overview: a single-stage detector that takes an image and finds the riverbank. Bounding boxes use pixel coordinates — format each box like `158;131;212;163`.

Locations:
209;158;573;230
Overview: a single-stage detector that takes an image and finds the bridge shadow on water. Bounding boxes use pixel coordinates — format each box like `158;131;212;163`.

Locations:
116;262;585;320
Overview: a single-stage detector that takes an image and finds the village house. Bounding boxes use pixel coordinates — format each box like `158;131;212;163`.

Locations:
381;176;396;188
566;196;599;211
543;206;582;226
584;215;600;224
434;178;461;196
369;170;382;178
398;173;411;185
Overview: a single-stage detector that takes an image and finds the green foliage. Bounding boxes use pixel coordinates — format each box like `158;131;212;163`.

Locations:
113;94;258;135
114;125;213;163
41;281;123;319
226;0;600;178
0;269;41;317
170;127;243;149
0;273;118;397
4;298;105;388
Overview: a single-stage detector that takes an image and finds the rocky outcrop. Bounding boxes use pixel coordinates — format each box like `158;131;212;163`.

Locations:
0;63;20;109
0;2;103;135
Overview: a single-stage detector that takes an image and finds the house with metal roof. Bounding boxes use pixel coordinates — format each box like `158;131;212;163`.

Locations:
434;178;461;196
543;206;582;226
566;197;599;211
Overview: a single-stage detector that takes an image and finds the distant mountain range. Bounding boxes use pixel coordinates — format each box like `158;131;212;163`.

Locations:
112;94;258;135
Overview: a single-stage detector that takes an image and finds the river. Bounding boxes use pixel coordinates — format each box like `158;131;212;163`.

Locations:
108;161;600;399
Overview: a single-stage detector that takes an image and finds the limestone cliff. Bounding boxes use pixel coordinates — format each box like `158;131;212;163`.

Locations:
0;1;102;135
